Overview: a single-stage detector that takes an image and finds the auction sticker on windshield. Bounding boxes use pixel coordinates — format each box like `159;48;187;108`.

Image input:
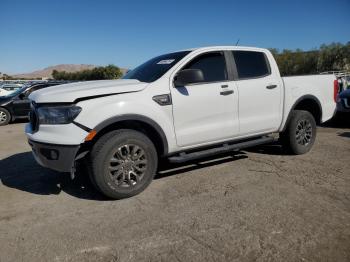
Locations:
157;59;175;65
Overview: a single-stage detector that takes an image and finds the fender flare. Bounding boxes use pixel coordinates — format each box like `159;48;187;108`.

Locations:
282;95;322;131
93;114;169;156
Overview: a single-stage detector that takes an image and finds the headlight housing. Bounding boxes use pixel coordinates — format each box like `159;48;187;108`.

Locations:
37;105;82;125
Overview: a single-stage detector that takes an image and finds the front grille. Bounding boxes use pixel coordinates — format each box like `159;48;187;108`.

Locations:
29;102;39;132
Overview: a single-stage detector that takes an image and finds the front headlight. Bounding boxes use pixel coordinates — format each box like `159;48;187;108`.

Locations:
37;105;82;125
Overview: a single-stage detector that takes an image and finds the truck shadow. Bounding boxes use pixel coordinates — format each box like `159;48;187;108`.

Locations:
338;132;350;138
0;152;107;200
156;153;248;180
322;113;350;129
244;141;287;156
0;151;252;201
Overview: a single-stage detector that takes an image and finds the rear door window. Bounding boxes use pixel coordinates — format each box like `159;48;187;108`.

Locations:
232;51;270;79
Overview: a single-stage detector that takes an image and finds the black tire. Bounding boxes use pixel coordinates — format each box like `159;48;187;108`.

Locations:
0;107;11;126
280;110;316;155
89;129;158;199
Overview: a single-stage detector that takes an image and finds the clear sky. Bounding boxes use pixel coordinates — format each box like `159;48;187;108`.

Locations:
1;0;349;74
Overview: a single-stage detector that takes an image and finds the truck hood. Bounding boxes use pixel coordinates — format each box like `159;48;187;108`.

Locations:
29;79;148;103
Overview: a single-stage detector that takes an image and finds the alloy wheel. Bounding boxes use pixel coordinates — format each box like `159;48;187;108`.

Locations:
295;119;312;146
0;111;7;124
108;144;148;188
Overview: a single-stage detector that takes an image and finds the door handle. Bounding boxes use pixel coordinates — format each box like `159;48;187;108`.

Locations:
221;85;229;88
220;90;234;95
266;84;277;89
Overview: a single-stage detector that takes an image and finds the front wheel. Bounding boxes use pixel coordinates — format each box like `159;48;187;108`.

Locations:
280;110;316;155
0;108;11;126
89;129;158;199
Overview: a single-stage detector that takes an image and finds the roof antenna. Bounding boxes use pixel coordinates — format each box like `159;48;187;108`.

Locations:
235;39;240;46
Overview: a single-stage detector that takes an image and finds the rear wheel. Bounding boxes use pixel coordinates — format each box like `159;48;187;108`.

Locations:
280;110;316;155
0;108;11;126
89;129;158;199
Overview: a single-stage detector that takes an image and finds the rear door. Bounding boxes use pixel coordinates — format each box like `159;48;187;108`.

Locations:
231;50;282;135
171;51;239;147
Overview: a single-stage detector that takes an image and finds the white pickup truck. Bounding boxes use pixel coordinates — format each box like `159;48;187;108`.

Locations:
26;46;337;199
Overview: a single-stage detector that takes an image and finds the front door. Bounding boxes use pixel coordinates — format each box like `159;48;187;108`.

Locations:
171;52;239;147
12;95;31;117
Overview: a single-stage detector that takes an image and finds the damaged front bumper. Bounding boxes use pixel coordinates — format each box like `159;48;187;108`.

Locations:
28;139;80;173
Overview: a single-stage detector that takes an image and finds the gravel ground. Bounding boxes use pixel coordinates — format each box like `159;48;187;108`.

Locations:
0;118;349;262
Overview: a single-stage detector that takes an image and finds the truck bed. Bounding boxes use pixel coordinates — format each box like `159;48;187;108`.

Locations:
281;74;337;125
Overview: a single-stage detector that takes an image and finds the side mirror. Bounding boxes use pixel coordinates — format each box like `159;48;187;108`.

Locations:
174;69;204;87
18;93;26;100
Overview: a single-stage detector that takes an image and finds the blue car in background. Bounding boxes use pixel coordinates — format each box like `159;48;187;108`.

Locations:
337;89;350;113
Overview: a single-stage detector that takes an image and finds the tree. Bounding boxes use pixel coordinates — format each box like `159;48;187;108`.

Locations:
2;74;13;80
270;42;350;76
52;65;123;81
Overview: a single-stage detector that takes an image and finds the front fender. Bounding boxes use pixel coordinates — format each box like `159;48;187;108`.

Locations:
74;92;177;152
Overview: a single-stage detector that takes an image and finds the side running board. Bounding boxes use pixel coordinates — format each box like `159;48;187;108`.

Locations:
168;136;275;163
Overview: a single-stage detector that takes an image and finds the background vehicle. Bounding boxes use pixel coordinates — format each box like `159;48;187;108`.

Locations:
331;72;350;115
0;82;65;126
336;89;350;113
26;46;337;199
0;83;24;96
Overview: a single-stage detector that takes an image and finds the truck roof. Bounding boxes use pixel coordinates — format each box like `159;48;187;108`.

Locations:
182;45;269;53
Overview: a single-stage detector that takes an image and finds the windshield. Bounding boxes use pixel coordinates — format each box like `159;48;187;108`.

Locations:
3;86;26;98
123;51;191;83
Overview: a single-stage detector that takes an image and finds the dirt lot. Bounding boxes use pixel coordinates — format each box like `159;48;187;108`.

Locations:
0;119;349;262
